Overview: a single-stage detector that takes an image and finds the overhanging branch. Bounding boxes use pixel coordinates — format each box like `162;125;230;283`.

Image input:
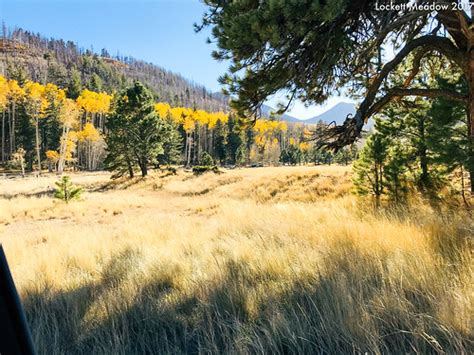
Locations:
316;34;466;150
367;87;469;117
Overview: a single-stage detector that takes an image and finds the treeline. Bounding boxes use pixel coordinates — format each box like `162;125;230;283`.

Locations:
154;103;357;168
0;26;227;111
1;74;354;177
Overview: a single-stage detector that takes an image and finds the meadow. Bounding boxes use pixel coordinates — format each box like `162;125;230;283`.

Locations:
0;166;472;354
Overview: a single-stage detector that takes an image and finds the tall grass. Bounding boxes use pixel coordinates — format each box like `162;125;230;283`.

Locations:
0;166;472;354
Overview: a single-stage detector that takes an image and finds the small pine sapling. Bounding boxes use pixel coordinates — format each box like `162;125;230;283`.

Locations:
54;176;83;203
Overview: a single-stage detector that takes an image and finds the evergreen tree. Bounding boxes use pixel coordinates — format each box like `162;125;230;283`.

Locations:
6;63;28;85
311;146;333;165
47;63;68;88
280;144;302;165
157;117;182;166
244;126;254;164
54;176;82;203
213;119;226;164
67;68;83;99
15;104;35;170
88;73;103;92
226;114;243;164
199;151;214;166
428;76;472;194
379;100;437;191
235;138;247;166
333;146;357;166
383;143;410;203
353;133;388;204
105;81;167;177
201;0;474;165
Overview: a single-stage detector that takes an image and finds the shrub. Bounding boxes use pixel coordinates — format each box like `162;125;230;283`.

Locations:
199;152;214;166
192;165;220;175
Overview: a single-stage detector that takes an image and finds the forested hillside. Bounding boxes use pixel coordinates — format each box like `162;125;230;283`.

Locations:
0;27;227;112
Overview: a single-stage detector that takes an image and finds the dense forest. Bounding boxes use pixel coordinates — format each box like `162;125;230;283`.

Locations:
1;73;354;177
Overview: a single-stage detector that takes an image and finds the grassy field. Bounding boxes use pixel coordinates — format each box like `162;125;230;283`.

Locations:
0;166;472;354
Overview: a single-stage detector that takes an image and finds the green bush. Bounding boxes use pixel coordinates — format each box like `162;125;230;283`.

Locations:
199;152;214;166
192;165;219;175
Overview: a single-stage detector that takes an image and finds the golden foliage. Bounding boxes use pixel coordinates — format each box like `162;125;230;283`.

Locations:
45;150;60;162
77;123;101;142
0;75;9;109
155;102;229;131
76;89;111;114
24;81;49;116
59;98;81;127
7;79;24;101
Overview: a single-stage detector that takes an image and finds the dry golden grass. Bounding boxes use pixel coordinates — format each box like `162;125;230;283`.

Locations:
0;166;472;354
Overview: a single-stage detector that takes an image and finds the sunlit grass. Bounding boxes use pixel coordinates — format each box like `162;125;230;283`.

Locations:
0;166;472;354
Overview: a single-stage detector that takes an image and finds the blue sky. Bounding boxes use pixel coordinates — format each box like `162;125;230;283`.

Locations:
0;0;351;119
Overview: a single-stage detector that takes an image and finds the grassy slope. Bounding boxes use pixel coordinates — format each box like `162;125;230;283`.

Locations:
0;166;472;354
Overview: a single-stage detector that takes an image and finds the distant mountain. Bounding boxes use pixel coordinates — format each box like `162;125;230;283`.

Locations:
260;104;301;122
303;102;375;130
262;101;374;131
259;102;356;125
303;102;356;124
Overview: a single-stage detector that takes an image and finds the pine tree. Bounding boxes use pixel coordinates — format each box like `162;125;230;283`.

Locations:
157;118;182;166
334;144;357;165
383;143;410;203
67;68;82;100
213;119;226;165
311;146;333;165
105;81;167;177
226;114;243;164
54;176;82;203
87;73;103;92
280;144;302;165
201;1;474;160
353;133;388;205
199;151;214;166
428;76;471;196
235;139;247;166
6;63;28;86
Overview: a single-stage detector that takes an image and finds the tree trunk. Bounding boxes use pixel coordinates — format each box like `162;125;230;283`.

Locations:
1;110;5;162
58;126;69;175
127;160;134;178
35;116;41;175
11;102;15;154
468;48;474;193
140;161;147;177
20;158;25;178
186;133;192;167
184;132;188;166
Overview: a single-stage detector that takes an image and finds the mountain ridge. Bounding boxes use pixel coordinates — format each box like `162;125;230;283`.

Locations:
261;102;357;125
0;27;227;112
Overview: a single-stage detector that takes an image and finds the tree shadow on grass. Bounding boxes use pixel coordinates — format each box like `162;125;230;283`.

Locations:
88;177;146;192
22;244;473;354
0;189;55;200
